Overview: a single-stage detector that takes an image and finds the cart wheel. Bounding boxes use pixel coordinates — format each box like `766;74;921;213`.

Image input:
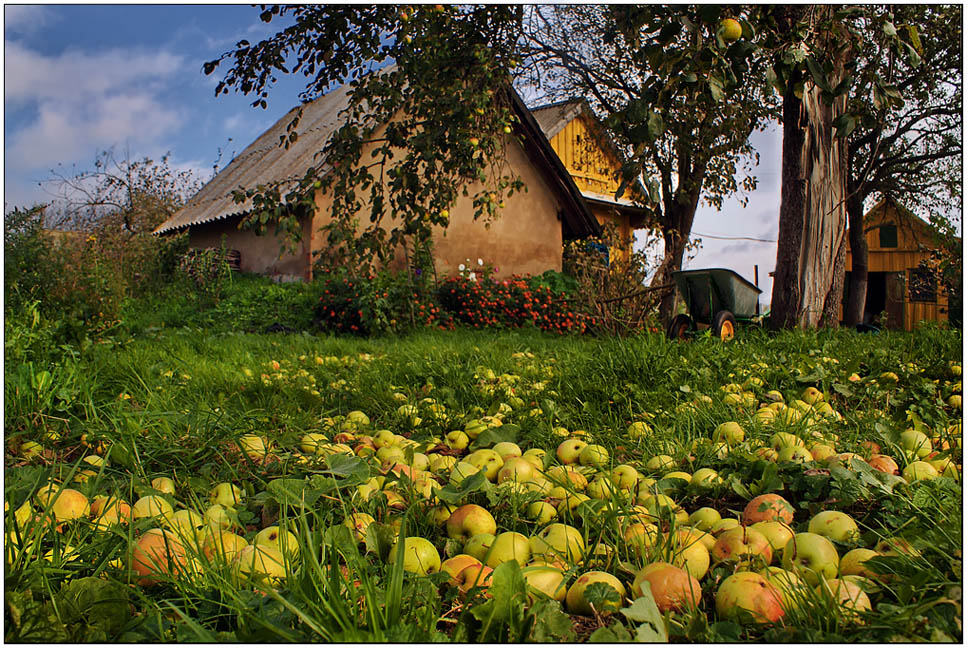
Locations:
712;310;737;341
667;314;693;340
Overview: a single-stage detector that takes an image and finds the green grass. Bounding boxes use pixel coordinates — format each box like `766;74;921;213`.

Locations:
4;314;963;642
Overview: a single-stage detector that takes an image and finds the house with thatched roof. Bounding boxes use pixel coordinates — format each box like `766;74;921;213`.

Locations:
155;78;600;282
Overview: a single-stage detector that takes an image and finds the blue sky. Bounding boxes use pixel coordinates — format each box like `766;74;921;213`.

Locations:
4;4;782;302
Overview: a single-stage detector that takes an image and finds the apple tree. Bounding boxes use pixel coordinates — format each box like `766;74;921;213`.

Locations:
203;5;526;276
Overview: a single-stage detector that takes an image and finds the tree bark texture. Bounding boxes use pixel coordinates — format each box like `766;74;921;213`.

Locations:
652;174;706;325
771;9;850;329
843;193;868;326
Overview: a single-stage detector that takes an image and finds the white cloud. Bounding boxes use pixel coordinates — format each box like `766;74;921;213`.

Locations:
5;40;186;171
4;5;55;35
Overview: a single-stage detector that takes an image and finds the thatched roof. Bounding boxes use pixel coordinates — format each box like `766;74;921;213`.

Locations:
155;75;599;239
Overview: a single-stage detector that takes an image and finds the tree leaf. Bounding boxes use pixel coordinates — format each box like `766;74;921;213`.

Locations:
432;470;490;504
805;56;832;93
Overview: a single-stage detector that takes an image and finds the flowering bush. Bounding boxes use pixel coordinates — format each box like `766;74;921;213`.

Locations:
437;275;593;334
314;270;453;336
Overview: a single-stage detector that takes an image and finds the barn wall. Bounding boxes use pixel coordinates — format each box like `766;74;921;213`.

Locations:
843;200;949;330
310;127;566;279
188;216;311;282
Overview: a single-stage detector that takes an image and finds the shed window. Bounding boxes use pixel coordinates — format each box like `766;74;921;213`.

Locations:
879;224;898;248
909;267;937;303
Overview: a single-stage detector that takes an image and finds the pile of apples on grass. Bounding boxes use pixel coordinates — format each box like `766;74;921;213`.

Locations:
9;376;962;629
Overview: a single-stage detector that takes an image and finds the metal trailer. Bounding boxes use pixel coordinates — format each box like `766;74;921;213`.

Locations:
667;268;763;341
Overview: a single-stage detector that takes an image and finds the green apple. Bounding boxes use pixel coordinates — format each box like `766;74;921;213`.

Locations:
254;526;300;559
388;536;440;576
688;507;722;532
522;564;567;601
496;457;536;484
816;578;872;620
578;444;609;468
713;422;746;445
446;504;497;541
751;521;795;554
449;461;482;486
800;386;824;405
165;509;205;542
300;433;328;453
903;460;939;482
782;532;839;586
644;454;675;472
132;495;173;521
712;518;741;536
234;544;286;587
525;501;558;525
565;571;626;615
445;430;470;450
556;438;587;465
532;523;584;563
899;429;932;458
346;410;370;427
611;464;640;489
202;529;248;560
627;421;652;439
462;533;496;562
777;446;813;464
210;482;244;507
237;434;268;459
521;448;547;469
673;529;711;579
839;548;880;579
463;420;489;439
486;531;531;568
715;572;785;623
467;449;503;481
151;477;176;495
492;441;522;460
712;527;773;568
690;467;722;488
808;511;860;544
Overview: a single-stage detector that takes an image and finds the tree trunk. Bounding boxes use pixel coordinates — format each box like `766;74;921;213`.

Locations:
770;8;850;329
769;75;806;330
653;226;688;324
652;177;705;325
843;194;868;326
819;233;847;327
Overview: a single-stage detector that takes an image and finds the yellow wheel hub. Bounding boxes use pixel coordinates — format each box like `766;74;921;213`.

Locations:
719;321;735;341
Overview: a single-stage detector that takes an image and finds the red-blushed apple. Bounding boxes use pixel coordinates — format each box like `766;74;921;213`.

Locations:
868;454;900;474
556;438;588;465
456;563;494;595
441;554;482;587
545;466;589;491
760;566;808;609
715;571;785;623
131;528;189;586
565;571;626;615
446;504;497;542
632;561;702;612
492;441;522;460
388;536;440;576
742;494;795;525
839;548;880;579
781;532;839;586
712;526;773;567
45;488;90;522
808;511;860;543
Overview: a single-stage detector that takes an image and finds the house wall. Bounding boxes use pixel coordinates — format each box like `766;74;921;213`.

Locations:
309;127;565;279
842;201;949;330
188;215;312;282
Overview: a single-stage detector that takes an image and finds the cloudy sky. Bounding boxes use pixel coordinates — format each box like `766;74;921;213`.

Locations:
4;4;781;304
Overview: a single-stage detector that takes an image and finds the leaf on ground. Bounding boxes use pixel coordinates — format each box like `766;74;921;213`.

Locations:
588;620;632;642
432;470;490;504
621;587;668;642
526;598;574;642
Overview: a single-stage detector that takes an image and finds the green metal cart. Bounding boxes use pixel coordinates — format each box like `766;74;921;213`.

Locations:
667;268;762;341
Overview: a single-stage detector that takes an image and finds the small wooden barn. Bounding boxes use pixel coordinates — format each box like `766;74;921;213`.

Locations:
531;99;649;261
842;197;952;330
154;78;600;282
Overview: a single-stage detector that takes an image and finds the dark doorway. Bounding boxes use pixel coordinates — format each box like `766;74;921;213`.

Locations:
864;272;887;325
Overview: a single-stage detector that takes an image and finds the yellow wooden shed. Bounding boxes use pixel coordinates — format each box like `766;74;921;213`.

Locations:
843;197;952;330
531;100;649;261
